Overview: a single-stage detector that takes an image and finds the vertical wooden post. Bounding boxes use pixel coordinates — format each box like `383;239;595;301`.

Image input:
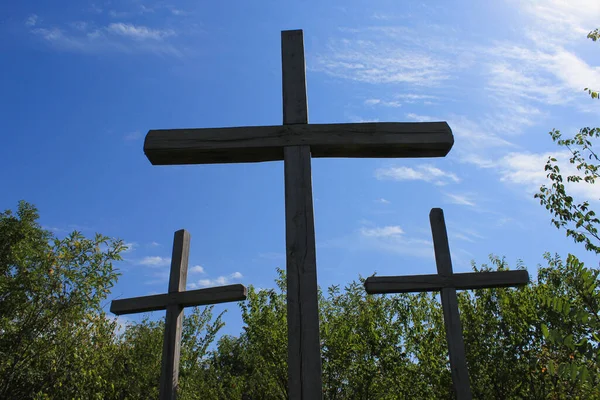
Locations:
159;229;191;400
282;29;323;400
430;209;472;400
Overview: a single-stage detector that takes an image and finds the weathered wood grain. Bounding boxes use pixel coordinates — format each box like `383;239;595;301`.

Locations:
110;284;248;315
285;146;322;400
282;29;308;125
440;287;471;400
364;270;529;294
282;29;323;400
160;230;189;400
168;230;190;294
430;208;472;400
143;122;454;165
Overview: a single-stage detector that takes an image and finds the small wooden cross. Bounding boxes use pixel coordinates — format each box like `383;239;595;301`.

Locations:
110;229;247;400
142;30;454;400
364;208;529;400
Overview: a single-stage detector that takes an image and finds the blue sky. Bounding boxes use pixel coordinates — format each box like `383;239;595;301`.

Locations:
2;0;600;337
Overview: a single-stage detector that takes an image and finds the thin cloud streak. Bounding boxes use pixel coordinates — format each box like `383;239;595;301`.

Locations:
106;23;175;40
314;27;456;86
188;272;244;289
360;226;404;237
499;150;600;202
138;256;171;267
444;193;476;207
28;18;183;56
375;164;460;186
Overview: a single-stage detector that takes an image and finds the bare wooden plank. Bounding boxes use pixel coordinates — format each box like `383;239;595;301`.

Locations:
168;229;190;293
110;284;248;315
160;229;190;400
161;303;182;400
143;122;454;165
430;208;454;277
364;270;529;294
282;29;322;400
282;29;308;125
284;146;322;400
430;207;472;400
440;287;472;400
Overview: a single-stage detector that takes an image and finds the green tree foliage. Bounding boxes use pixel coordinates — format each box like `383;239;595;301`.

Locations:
194;259;598;399
0;201;125;398
114;306;226;400
535;127;600;254
2;201;599;399
537;30;599;251
532;27;600;398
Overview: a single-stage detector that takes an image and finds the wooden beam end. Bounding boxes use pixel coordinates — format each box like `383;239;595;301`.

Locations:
109;301;120;315
282;29;303;35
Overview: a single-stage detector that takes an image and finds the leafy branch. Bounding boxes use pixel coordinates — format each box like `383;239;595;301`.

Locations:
535;128;600;254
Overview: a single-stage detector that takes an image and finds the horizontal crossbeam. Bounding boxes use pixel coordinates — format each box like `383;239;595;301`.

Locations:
364;270;529;294
110;284;247;315
144;122;453;165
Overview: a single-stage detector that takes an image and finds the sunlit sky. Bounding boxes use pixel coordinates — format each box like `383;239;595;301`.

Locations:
2;0;600;337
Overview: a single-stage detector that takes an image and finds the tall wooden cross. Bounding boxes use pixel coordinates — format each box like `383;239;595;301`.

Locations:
364;208;529;400
143;30;454;400
110;229;247;400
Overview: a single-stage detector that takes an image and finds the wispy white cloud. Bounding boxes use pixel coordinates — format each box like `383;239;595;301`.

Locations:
107;3;188;18
498;150;600;201
396;93;439;102
314;26;458;86
459;154;497;169
28;18;182;56
108;3;156;18
375;198;391;204
139;256;171;267
188;272;244;289
348;116;380;123
123;242;137;253
366;94;438;108
452;233;476;243
106;23;175;40
360;225;404;237
170;8;190;16
480;1;600;119
371;12;395;21
25;14;38;27
315;2;598;175
516;0;600;44
447;115;515;149
375;164;460;185
444;193;476;207
405;113;436;123
190;265;205;274
364;98;402;107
